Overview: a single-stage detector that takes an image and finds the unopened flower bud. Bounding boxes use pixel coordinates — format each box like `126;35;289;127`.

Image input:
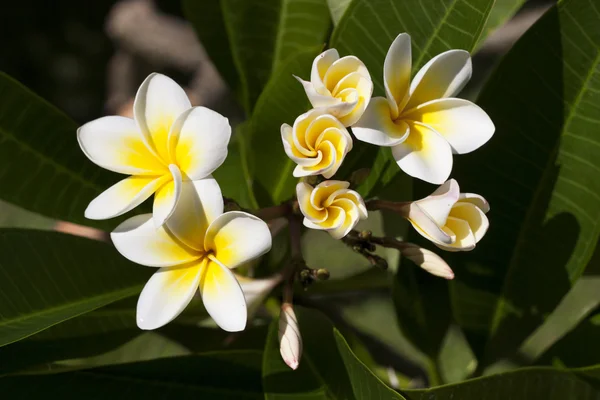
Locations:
278;304;302;370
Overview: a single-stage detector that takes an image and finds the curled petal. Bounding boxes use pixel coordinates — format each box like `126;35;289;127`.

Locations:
310;180;350;209
310;48;340;93
134;73;192;161
335;189;368;219
279;304;303;370
85;175;167;220
436;216;476;251
136;261;203;330
459;193;490;213
77;116;166;175
111;214;200;267
152;164;182;228
297;182;327;223
449;202;489;243
166;176;224;251
402;98;495;154
205;211;272;269
413;179;460;227
328;198;360;239
295;76;340;108
406;203;454;246
384;33;412;117
392;122;453;184
353;97;409;147
398;242;454;279
406;50;472;110
323;56;370;93
200;258;247;332
282;124;321;167
169;106;231;180
293;141;337;178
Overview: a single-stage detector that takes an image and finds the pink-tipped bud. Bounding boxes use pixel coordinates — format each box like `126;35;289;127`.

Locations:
278;303;302;370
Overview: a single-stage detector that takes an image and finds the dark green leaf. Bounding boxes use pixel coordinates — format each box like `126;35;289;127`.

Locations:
326;0;352;25
185;0;331;113
445;0;600;365
249;47;321;206
0;229;150;347
0;72;120;230
403;365;600;399
263;306;404;399
0;351;265;399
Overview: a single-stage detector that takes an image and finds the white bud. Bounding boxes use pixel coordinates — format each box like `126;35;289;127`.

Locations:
278;303;302;370
399;242;454;279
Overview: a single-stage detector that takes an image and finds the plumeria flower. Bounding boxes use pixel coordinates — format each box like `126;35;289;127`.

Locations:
401;179;489;251
281;109;353;178
297;180;368;239
111;177;272;331
296;49;373;126
353;33;495;184
78;73;231;226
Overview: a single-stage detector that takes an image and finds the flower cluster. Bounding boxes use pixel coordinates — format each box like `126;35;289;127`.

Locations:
283;33;493;249
78;73;272;332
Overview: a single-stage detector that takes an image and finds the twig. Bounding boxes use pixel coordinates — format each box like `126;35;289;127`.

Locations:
253;201;295;221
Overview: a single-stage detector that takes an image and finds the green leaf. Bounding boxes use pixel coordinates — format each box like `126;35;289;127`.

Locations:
249;46;320;206
445;0;600;365
0;73;120;230
213;123;259;209
403;365;600;399
0;352;265;399
185;0;331;113
330;0;496;195
263;306;404;399
0;229;150;347
326;0;352;25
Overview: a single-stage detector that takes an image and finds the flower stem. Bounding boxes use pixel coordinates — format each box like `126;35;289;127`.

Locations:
365;199;410;213
253;202;295;221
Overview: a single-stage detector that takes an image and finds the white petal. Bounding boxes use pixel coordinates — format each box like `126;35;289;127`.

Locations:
319;206;346;231
134;73;192;161
200;258;247;332
406;50;472;110
334;189;368;219
166;176;224;251
78;116;166;175
295;76;340;108
136;262;203;330
205;211;272;269
413;179;460;226
403;98;495;154
391;122;453;184
449;202;489;243
293;141;337;178
436;216;476;251
406;203;455;246
153;164;183;228
384;33;412;117
111;214;201;267
353;97;409;146
84;175;167;220
310;180;350;209
459;193;490;213
329;198;360;239
311;48;340;93
170;107;231;179
279;304;302;370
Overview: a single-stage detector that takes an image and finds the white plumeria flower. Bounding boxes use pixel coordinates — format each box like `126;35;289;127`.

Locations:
78;73;231;226
110;177;272;332
295;49;373;127
402;179;489;251
353;33;495;184
279;303;302;370
297;180;368;239
281;109;353;178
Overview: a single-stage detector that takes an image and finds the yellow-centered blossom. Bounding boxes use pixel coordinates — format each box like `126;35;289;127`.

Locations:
295;49;373;127
296;180;367;239
111;178;271;331
281;109;353;178
353;33;495;184
78;73;231;226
